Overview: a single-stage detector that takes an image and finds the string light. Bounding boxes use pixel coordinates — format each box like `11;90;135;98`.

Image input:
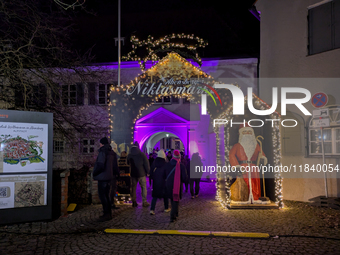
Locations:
123;34;208;71
110;52;213;144
214;93;283;209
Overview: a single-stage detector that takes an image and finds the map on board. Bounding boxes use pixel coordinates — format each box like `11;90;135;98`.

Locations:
14;182;45;207
0;174;47;209
1;135;44;166
0;122;48;173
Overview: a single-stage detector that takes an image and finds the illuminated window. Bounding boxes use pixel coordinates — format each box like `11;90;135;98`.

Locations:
309;106;340;155
309;128;340;155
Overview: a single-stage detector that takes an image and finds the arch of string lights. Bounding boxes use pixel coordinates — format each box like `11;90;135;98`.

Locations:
214;93;284;209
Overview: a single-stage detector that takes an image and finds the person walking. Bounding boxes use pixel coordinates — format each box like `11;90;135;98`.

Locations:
190;153;203;199
164;150;187;222
181;154;190;192
127;141;150;207
149;149;170;215
93;137;118;221
166;151;172;162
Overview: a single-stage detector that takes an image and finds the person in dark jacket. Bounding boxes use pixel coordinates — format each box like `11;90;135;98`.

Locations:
149;150;170;215
189;152;203;199
163;150;187;222
93;137;118;221
166;151;172;162
127;141;150;207
148;153;154;187
110;150;122;210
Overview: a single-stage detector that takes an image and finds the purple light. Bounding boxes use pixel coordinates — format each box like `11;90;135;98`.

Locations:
134;108;190;155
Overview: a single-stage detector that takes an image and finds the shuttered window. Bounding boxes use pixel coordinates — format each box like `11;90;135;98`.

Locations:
308;0;340;55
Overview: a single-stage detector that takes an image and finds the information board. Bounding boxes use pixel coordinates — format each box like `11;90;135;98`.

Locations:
0;110;53;224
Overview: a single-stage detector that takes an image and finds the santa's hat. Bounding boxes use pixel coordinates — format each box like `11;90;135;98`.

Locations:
239;122;253;134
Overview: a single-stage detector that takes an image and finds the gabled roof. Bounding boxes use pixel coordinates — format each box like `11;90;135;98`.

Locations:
128;52;211;86
136;107;189;126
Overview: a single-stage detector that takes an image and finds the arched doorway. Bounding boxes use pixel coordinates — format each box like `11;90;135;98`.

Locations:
134;107;190;156
142;131;184;154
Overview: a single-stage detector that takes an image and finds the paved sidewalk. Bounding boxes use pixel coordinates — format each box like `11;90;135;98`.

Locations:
0;181;339;254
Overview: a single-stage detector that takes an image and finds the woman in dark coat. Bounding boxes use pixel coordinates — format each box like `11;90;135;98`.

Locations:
163;150;187;222
149;150;169;215
190;152;203;199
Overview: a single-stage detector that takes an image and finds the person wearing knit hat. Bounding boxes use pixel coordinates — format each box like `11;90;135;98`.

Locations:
163;149;187;222
149;149;170;215
93;137;119;221
172;150;181;159
157;149;166;159
100;137;109;145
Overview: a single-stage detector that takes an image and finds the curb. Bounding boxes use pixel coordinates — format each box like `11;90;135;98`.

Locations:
105;229;270;238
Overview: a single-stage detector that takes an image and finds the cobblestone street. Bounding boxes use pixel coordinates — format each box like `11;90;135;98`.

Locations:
1;181;339;255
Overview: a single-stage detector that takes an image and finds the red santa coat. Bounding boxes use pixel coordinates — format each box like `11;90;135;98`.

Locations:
229;143;264;201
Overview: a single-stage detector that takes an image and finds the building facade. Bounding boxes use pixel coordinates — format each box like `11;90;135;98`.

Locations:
257;0;340;201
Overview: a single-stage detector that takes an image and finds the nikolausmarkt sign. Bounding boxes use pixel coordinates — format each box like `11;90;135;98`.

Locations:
126;80;313;128
125;78;213;96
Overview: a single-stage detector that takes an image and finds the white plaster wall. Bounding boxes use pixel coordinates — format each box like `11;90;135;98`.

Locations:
257;0;340;79
257;0;340;201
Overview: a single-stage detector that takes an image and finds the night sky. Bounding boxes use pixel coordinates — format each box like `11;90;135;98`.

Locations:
73;0;259;63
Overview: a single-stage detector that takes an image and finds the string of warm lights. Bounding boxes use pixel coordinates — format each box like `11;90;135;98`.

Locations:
122;34;208;71
110;52;215;144
214;93;283;208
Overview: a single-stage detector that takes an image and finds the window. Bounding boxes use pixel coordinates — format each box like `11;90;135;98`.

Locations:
183;97;190;104
88;83;111;105
98;84;111;105
82;139;95;154
308;0;340;55
62;83;84;106
28;84;47;107
154;96;177;104
309;127;340;155
53;140;64;153
308;106;340;156
171;96;179;104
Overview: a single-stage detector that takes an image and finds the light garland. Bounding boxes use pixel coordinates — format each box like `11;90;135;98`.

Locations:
110;52;215;145
214;93;283;208
123;34;208;71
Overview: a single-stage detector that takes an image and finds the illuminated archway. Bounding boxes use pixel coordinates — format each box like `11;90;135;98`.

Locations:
134;107;190;155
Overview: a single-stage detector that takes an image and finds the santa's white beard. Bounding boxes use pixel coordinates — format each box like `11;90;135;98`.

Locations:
239;134;257;160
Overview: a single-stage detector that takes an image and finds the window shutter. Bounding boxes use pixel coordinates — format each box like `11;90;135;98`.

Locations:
15;87;24;108
77;83;84;105
309;2;332;54
38;84;47;107
88;83;96;105
334;0;340;48
51;83;61;106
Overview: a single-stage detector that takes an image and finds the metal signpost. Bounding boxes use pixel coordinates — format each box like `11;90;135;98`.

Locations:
312;108;330;198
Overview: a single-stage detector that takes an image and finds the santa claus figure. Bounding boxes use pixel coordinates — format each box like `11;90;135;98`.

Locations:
229;123;267;204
